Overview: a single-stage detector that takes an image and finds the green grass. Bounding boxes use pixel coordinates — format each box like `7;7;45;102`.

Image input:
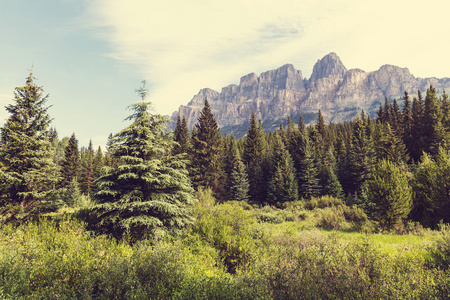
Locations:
1;195;449;299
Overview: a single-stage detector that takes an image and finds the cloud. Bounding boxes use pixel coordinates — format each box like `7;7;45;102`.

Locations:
85;0;450;115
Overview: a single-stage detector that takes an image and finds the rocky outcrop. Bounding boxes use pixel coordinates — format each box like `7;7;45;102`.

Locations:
170;52;450;135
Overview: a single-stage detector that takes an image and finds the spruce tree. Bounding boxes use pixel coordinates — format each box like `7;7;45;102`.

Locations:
93;146;104;178
368;159;412;230
376;123;409;164
228;137;250;202
423;85;442;155
173;114;191;155
412;149;450;228
295;130;320;199
191;98;225;197
60;133;80;188
81;140;95;196
243;110;267;203
346;118;375;197
90;81;195;240
0;72;59;222
267;134;298;206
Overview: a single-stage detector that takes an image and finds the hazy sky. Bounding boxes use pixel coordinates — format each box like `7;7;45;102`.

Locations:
1;0;449;147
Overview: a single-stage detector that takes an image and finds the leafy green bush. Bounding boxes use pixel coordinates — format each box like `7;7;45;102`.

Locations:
304;195;344;210
317;205;368;230
428;222;450;270
192;193;256;274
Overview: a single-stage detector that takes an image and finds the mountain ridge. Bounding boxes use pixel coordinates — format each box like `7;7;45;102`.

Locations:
170;53;450;137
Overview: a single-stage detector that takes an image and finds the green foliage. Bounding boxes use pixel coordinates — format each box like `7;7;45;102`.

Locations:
0;72;59;223
243;110;268;203
90;82;196;241
267;134;298;206
368;159;412;230
192;190;255;274
304;195;344;210
228;138;250;202
346;118;375;196
173;114;192;155
412;149;450;228
428;222;450;270
294;130;320;199
191;98;225;197
60;133;80;187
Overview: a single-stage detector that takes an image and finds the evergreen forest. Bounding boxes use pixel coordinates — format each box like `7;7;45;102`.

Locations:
0;74;449;299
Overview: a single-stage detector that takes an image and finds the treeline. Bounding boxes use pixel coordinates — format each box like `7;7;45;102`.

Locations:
0;73;449;235
174;87;450;229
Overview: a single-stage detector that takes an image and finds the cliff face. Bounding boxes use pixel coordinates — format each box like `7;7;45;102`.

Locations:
170;52;450;135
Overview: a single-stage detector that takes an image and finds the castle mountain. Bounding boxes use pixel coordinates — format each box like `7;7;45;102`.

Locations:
170;52;450;137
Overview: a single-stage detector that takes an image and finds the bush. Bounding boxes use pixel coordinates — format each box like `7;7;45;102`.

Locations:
192;195;256;274
428;222;450;270
317;205;368;230
304;195;344;210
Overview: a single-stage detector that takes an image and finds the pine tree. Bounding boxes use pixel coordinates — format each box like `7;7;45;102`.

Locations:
191;98;225;197
93;146;104;178
228;137;250;202
410;92;425;161
423;85;442;155
346;118;375;197
368;159;412;230
322;165;343;199
412;149;450;228
295;130;320;199
0;72;59;222
243;110;267;203
60;133;80;187
376;123;409;164
90;81;195;240
81;140;95;196
267;134;298;206
173;114;192;155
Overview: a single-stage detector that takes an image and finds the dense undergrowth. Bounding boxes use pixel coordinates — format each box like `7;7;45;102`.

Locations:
1;190;449;299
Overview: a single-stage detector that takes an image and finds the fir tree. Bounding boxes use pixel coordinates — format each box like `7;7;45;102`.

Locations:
376;123;409;164
295;130;320;199
368;159;412;230
346;118;375;197
93;146;104;178
81;140;95;196
0;72;59;222
267;134;298;206
191;98;225;197
243;110;267;203
423;85;442;155
173;114;192;155
60;133;80;187
228;137;250;202
90;81;195;240
412;149;450;228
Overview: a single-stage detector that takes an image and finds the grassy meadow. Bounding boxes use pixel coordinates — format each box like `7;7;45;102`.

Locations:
0;190;449;299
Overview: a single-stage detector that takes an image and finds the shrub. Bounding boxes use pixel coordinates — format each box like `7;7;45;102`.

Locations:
192;197;256;274
428;222;450;270
317;204;367;230
304;195;343;210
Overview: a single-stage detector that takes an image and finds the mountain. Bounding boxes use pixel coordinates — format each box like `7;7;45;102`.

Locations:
170;52;450;137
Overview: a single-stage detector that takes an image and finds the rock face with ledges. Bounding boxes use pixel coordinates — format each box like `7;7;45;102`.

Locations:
170;52;450;135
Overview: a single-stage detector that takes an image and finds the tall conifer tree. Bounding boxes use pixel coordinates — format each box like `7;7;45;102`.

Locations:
60;133;80;188
191;98;225;197
0;72;59;221
243;110;267;203
91;81;195;240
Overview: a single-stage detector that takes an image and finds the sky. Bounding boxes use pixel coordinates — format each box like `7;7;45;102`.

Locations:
1;0;450;148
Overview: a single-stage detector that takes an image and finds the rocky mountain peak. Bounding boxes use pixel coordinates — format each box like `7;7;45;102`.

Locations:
309;52;347;82
170;52;450;138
